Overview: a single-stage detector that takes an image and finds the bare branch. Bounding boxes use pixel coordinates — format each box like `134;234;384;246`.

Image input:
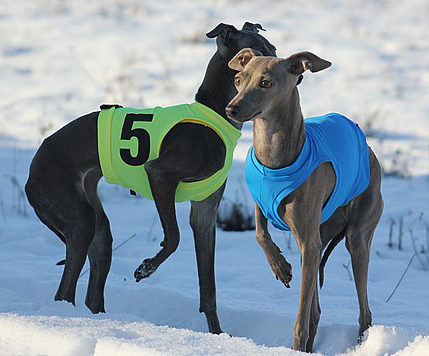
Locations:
409;229;428;271
79;233;137;278
386;254;415;303
342;260;353;281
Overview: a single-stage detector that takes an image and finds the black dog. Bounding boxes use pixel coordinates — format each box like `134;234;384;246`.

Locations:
25;22;276;334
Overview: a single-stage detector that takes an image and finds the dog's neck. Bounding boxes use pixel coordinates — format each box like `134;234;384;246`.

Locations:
195;52;243;130
253;87;305;169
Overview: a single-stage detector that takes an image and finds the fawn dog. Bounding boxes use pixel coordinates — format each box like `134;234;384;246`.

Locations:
225;48;383;351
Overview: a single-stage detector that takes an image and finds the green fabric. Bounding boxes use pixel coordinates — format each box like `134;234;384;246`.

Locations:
98;102;241;202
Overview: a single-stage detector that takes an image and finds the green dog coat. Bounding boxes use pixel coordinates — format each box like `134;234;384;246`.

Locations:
97;102;241;202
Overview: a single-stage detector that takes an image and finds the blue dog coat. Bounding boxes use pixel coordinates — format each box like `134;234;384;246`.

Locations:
245;113;370;231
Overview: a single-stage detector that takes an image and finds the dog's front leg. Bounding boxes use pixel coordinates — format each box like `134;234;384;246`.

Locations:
134;159;180;281
291;225;322;352
189;183;225;334
255;205;292;288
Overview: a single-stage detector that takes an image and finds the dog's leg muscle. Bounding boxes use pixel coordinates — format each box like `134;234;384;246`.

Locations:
255;205;292;287
189;184;225;334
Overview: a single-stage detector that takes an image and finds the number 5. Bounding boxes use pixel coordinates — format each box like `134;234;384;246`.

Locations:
120;113;153;166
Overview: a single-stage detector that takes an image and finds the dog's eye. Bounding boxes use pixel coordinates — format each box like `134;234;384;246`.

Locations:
234;77;241;86
259;80;272;88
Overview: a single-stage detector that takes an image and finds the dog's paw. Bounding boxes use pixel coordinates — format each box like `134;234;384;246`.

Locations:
269;257;292;288
134;259;157;282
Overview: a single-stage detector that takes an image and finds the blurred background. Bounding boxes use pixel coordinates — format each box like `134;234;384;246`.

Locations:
1;0;428;179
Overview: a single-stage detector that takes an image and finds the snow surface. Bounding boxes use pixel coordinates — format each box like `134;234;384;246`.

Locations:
1;0;428;355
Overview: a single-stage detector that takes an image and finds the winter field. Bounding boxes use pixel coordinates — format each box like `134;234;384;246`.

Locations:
1;0;429;355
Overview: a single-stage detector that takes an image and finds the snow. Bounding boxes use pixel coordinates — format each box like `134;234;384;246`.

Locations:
1;0;428;355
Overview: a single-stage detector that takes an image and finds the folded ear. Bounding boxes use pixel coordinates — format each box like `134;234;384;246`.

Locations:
242;22;265;33
286;52;332;75
206;23;238;46
228;48;263;71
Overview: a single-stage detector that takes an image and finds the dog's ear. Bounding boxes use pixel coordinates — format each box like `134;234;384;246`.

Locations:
206;23;238;46
229;48;263;71
242;22;265;33
286;52;332;75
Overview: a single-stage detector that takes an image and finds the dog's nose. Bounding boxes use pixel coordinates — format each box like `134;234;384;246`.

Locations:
225;105;241;118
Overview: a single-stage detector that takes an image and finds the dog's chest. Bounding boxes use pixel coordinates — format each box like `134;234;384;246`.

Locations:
244;113;370;231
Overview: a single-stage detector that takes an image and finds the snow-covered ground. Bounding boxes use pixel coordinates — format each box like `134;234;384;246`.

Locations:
1;0;428;355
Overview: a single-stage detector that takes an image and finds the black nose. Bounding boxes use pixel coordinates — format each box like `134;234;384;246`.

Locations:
225;105;240;118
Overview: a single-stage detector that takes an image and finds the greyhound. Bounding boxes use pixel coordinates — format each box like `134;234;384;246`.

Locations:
225;48;383;352
25;23;277;334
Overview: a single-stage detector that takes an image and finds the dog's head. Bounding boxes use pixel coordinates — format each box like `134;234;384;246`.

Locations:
225;49;332;123
206;22;277;60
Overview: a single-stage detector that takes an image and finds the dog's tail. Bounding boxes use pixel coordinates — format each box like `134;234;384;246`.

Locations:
319;229;346;288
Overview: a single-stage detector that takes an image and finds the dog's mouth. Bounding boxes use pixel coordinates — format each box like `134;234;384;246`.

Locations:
228;110;262;123
248;110;262;121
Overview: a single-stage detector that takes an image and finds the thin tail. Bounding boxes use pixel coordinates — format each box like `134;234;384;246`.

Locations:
319;228;346;288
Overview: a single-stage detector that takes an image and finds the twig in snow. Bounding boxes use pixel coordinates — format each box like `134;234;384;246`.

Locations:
147;212;158;242
114;233;137;251
237;177;253;219
342;260;353;281
407;212;424;232
79;233;137;278
6;174;27;217
426;222;429;254
409;229;428;271
286;230;292;250
398;216;403;250
0;189;6;223
217;191;255;232
386;254;415;303
388;218;395;248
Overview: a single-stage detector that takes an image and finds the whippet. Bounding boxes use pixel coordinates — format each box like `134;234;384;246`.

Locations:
25;24;277;334
225;48;383;351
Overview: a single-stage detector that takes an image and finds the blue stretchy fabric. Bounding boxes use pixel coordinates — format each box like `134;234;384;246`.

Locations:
245;113;370;231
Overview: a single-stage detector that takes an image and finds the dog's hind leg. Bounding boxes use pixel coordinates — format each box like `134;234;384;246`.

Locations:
346;149;383;340
85;212;112;313
83;169;113;313
134;158;180;281
26;164;96;305
345;225;375;340
189;184;225;334
346;208;382;340
55;195;96;305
